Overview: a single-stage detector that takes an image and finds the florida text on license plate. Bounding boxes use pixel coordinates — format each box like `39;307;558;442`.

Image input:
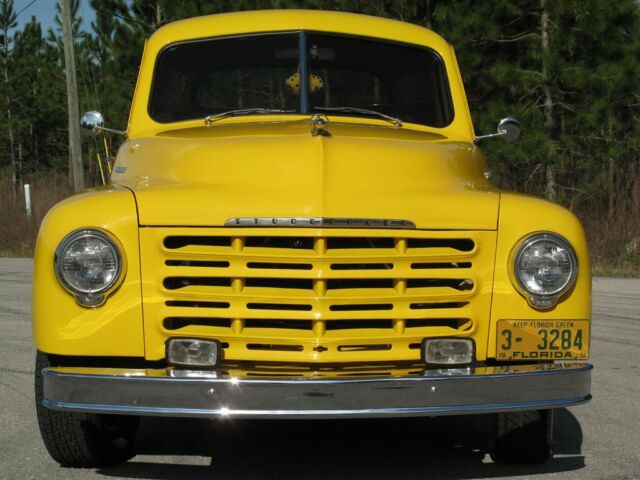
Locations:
496;320;589;360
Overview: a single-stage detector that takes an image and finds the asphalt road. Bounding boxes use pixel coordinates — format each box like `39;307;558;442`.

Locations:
1;258;639;480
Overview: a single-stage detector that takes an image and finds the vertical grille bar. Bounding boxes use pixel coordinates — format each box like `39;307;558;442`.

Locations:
394;238;407;254
231;236;245;333
312;237;328;337
394;240;407;334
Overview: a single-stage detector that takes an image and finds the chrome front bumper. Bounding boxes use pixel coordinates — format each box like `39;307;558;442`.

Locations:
42;363;592;419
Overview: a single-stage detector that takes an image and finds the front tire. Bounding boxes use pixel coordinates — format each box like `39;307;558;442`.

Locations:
491;409;553;464
34;351;139;468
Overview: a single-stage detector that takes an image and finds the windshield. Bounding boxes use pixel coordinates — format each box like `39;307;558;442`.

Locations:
149;31;453;128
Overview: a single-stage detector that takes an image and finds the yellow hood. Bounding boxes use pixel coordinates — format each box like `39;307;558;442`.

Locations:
113;121;499;230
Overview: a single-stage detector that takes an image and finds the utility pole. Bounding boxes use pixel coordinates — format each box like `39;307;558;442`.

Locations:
1;0;17;196
60;0;84;191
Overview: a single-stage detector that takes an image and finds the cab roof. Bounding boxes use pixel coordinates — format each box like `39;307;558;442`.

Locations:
147;9;450;53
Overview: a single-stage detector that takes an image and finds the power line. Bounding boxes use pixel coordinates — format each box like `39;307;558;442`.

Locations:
15;0;38;18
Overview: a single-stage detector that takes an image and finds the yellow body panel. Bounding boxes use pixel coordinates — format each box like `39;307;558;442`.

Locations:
487;193;591;358
113;123;498;229
32;188;144;356
32;10;590;365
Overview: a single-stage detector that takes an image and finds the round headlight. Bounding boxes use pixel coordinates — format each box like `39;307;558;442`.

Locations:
55;229;124;307
511;232;577;309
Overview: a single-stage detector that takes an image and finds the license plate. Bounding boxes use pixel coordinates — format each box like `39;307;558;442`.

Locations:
496;320;589;360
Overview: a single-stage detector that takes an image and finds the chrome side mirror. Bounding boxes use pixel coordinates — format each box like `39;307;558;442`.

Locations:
80;111;104;136
475;117;521;143
497;117;521;142
80;111;126;136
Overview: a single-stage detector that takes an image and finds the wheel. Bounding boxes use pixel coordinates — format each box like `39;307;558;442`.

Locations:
34;351;139;468
491;409;553;464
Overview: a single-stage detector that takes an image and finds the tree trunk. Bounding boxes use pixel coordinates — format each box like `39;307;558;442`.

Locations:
17;141;22;186
541;0;556;202
418;0;439;29
633;160;640;216
608;157;615;218
60;0;84;192
154;3;162;30
2;32;16;197
546;162;556;202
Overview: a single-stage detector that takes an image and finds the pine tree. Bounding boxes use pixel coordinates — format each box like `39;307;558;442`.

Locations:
12;17;67;173
0;0;17;190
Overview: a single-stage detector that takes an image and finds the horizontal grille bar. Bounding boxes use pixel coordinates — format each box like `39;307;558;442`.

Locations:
165;260;229;268
247;344;304;352
161;276;475;289
164;235;476;252
331;263;394;270
247;262;312;270
165;300;230;309
247;303;312;311
162;317;473;333
411;262;471;269
164;317;231;330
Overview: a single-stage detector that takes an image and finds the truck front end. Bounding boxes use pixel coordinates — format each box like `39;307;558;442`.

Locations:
33;10;591;467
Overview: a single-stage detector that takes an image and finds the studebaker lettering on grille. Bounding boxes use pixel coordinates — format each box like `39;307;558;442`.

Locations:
223;217;417;228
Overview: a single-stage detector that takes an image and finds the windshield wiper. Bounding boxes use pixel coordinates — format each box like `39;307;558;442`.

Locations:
313;106;403;128
204;108;295;126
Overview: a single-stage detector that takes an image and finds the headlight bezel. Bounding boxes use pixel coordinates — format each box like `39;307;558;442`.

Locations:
509;232;578;310
54;228;126;307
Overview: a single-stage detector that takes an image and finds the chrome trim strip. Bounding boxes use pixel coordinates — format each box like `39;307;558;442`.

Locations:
42;363;593;384
224;217;416;228
43;396;591;419
42;363;592;419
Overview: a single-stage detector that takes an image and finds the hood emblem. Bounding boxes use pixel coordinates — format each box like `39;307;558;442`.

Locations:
225;217;416;229
310;113;331;137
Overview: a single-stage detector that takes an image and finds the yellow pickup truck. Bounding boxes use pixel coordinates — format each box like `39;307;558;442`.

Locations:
32;10;592;467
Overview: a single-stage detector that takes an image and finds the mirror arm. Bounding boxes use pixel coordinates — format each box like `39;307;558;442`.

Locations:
98;126;127;136
474;117;520;143
474;130;506;143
